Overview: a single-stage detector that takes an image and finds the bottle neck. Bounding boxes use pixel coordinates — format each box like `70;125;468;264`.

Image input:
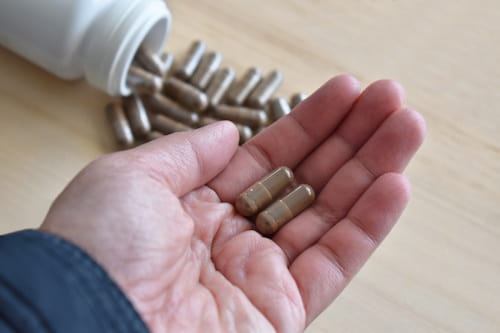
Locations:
83;0;171;96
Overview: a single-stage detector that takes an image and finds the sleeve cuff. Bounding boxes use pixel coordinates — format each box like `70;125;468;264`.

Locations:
0;229;149;333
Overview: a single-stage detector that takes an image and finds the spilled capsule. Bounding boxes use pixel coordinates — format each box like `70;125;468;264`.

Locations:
213;104;268;128
127;65;163;95
135;45;165;77
175;40;206;80
106;101;134;147
190;51;222;90
142;94;199;126
205;67;235;106
246;70;283;109
226;67;262;105
151;114;192;134
199;116;252;144
290;92;308;109
163;77;208;112
123;94;151;137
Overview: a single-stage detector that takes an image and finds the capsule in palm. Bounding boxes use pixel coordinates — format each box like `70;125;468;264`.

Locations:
235;167;294;217
256;184;315;236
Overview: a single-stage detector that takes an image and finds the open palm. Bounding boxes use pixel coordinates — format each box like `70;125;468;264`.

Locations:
41;75;425;332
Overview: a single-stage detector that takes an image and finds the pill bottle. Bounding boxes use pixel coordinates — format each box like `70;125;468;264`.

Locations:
0;0;171;96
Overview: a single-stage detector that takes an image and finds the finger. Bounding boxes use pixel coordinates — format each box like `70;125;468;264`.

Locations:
127;121;239;196
275;109;425;262
295;79;405;192
209;75;361;202
289;173;411;324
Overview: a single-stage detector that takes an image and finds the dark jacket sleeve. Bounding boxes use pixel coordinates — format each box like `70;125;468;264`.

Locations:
0;230;149;333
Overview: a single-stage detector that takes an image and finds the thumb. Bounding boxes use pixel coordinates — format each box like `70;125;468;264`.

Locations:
129;121;239;196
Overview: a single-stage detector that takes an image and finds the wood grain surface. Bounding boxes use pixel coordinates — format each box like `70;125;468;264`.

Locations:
0;0;499;332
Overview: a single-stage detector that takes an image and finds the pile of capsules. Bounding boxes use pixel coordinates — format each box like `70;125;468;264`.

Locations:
235;166;315;236
106;40;307;148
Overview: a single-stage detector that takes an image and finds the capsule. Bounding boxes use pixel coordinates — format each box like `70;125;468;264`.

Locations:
235;167;294;217
270;97;291;121
135;45;164;76
213;105;268;128
199;116;253;144
226;67;262;105
123;94;151;137
175;40;206;80
127;65;163;94
163;77;208;112
256;184;315;236
290;92;308;109
145;131;165;141
151;114;192;134
205;67;235;106
190;51;223;90
142;94;199;126
106;101;134;147
159;52;175;77
246;70;283;109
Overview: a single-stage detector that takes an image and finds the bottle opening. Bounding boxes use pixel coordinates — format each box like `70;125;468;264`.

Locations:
83;0;171;96
120;15;170;96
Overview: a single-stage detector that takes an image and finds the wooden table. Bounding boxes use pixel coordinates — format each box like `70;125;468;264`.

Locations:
1;0;499;331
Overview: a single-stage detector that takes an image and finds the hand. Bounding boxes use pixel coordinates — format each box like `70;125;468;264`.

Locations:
41;75;425;332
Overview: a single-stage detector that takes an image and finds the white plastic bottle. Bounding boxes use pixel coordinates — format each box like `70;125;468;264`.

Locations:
0;0;171;96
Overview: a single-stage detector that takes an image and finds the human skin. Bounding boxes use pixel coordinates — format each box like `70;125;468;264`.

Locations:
41;75;426;332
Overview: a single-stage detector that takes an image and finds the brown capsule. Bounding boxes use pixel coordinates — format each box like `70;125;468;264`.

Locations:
237;124;253;144
142;93;199;126
226;67;262;105
135;45;164;76
213;104;268;128
270;97;291;121
159;52;175;77
163;77;208;112
235;167;294;217
175;40;206;80
290;92;308;109
205;67;236;106
246;70;283;109
127;65;163;94
145;131;165;141
190;51;223;90
256;184;315;236
123;94;151;137
198;116;218;127
199;116;253;144
151;114;192;134
106;101;134;147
